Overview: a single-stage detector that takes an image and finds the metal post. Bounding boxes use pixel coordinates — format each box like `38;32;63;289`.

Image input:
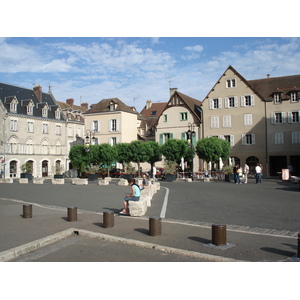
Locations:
212;224;227;246
297;233;300;258
103;211;114;228
149;217;162;236
23;204;32;218
67;207;77;222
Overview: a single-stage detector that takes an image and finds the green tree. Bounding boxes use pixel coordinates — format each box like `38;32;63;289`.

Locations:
161;139;189;165
130;141;154;177
69;145;90;173
113;143;133;169
95;143;116;171
146;141;162;170
195;137;230;164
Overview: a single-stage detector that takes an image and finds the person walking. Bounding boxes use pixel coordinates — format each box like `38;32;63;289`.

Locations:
152;165;157;181
243;163;249;184
255;163;262;184
233;164;241;184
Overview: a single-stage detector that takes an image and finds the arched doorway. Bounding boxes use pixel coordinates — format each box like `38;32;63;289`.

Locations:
42;160;48;177
246;156;259;175
10;161;17;178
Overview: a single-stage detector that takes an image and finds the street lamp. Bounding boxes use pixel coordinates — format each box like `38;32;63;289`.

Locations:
85;130;96;152
186;122;196;179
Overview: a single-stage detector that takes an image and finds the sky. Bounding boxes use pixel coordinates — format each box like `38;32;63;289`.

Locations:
1;1;299;113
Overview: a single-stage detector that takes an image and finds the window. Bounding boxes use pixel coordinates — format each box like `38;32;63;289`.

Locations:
210;116;219;128
271;112;286;124
242;133;255;145
224;135;234;147
241;95;254;107
163;114;168;122
55;125;61;135
110;137;117;146
56;142;61;155
10;102;17;113
91;120;100;132
274;132;284;145
223;115;231;128
159;133;173;145
10;119;18;131
180;112;188;121
55;110;61;119
42;107;48;117
292;132;300;144
226;78;236;88
225;96;238;108
244;114;253;126
150;111;157;115
27;105;33;115
274;93;281;104
27;122;34;133
109;119;118;132
26;139;34;154
290;92;298;102
288;111;300;123
42;123;48;134
210;98;222;109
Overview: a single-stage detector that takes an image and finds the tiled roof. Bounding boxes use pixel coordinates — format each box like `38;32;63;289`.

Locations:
140;102;168;118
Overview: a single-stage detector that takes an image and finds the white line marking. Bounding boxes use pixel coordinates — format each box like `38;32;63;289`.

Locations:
160;187;169;219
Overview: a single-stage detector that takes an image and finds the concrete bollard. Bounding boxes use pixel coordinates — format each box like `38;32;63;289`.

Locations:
67;207;77;222
23;204;32;218
149;217;162;236
212;224;227;246
297;233;300;258
103;211;114;228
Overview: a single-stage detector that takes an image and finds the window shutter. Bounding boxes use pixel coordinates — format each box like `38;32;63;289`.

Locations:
234;96;238;107
218;98;222;109
240;96;245;107
159;134;163;145
281;112;286;123
251;95;254;106
252;134;256;145
242;134;246;145
116;119;120;131
209;99;213;109
271;113;275;124
288;112;292;123
108;120;112;132
225;97;229;108
192;135;196;146
181;132;186;140
230;135;234;146
170;133;174;139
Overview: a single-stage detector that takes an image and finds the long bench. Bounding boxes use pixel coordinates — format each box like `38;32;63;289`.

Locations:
128;181;160;217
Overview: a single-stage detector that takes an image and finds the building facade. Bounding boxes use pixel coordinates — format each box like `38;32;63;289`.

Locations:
0;83;67;178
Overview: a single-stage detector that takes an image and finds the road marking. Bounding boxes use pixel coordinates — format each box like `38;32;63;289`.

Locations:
160;187;169;219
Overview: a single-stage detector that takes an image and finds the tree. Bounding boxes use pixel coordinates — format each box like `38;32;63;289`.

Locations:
69;145;90;173
95;143;116;171
129;141;154;177
146;141;162;170
113;143;133;169
195;137;230;164
161;139;189;164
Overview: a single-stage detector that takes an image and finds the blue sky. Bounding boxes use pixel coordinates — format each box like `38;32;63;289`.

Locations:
1;2;299;112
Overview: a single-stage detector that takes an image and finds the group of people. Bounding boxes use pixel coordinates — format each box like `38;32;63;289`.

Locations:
233;162;263;184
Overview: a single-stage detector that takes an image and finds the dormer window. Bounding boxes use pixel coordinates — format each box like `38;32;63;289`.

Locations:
42;107;48;117
274;93;282;104
27;105;33;115
10;102;17;112
226;78;236;88
109;101;116;111
55;109;61;119
290;92;298;103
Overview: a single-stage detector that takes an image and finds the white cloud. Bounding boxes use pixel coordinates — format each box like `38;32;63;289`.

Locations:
183;45;204;52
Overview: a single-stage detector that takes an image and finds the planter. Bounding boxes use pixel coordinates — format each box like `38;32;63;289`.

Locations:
21;173;32;180
54;174;64;179
225;174;234;182
165;174;176;182
88;173;98;181
122;174;134;180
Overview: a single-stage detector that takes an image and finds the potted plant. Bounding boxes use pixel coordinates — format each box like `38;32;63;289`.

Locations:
86;164;100;181
122;162;135;180
222;165;234;182
52;164;65;179
20;162;33;180
164;161;177;182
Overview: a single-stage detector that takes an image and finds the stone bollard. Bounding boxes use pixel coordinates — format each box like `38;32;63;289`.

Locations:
103;211;114;228
298;233;300;258
149;217;162;236
23;204;32;218
67;207;77;222
212;224;227;246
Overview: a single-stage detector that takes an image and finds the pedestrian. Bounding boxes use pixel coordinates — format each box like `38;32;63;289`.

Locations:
233;164;241;184
255;163;262;184
139;174;149;190
119;178;140;215
288;164;293;177
152;165;157;181
243;163;249;184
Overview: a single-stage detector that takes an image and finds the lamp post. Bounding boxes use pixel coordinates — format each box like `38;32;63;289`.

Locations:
85;130;96;161
186;122;196;180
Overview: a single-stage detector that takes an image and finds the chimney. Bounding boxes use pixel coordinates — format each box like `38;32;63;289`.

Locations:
170;87;178;97
33;85;42;102
267;74;270;78
146;100;152;109
81;102;89;110
66;98;74;106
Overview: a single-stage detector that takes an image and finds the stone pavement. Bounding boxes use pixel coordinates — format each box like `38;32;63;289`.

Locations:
0;179;299;262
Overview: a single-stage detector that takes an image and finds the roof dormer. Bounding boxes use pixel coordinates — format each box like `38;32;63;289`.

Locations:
5;96;18;113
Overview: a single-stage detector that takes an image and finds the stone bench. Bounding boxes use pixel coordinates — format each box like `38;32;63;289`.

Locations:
72;178;88;185
19;178;28;184
98;178;109;185
0;178;13;183
128;182;160;217
33;178;44;184
52;179;65;185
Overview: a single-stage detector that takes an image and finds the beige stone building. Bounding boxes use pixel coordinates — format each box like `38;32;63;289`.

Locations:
154;88;203;171
0;83;67;178
202;66;300;177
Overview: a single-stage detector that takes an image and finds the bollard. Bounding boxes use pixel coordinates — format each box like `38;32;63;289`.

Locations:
67;207;77;222
298;233;300;258
149;217;162;236
23;204;32;218
103;211;114;228
212;224;227;246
